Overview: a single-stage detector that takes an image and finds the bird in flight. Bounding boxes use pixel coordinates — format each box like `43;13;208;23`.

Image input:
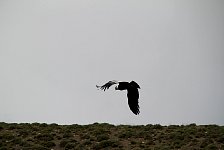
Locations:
96;80;140;115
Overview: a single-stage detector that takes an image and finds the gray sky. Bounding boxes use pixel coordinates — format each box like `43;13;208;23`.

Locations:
1;0;224;125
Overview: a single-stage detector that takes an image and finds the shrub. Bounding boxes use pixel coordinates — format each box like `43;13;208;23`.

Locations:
206;144;218;150
35;133;54;141
169;131;184;141
49;123;59;127
40;141;56;148
59;139;70;148
0;147;8;150
153;124;163;129
217;135;224;144
62;132;73;138
19;140;32;147
92;128;110;136
93;139;119;149
83;139;92;145
65;142;76;150
200;138;213;148
130;140;137;145
60;139;77;148
12;137;23;145
18;129;30;137
0;133;14;141
22;145;49;150
8;123;17;130
172;139;186;149
80;133;90;139
118;130;134;138
97;134;109;142
39;123;48;127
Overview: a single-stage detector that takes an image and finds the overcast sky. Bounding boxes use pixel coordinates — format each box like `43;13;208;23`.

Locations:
0;0;224;125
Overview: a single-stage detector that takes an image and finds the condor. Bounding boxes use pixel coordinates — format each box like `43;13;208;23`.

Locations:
96;80;140;115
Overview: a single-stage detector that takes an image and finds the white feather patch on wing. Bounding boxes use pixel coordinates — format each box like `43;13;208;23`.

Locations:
96;80;119;91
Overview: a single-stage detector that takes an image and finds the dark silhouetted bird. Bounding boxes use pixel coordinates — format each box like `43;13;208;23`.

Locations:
96;80;140;115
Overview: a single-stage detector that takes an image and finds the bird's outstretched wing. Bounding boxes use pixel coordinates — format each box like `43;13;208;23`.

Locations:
127;88;140;115
96;80;119;91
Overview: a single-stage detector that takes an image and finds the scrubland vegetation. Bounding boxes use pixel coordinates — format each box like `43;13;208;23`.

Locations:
0;122;223;150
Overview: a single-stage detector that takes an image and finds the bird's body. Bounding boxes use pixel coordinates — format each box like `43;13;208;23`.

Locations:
96;80;140;115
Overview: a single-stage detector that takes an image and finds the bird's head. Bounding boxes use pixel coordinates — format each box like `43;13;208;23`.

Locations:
130;81;140;89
